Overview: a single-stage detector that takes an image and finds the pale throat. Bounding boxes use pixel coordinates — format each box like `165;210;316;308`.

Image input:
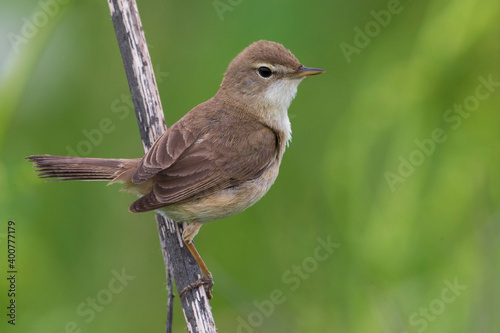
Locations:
261;78;303;145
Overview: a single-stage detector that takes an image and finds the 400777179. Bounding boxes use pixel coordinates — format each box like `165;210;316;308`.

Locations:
7;220;17;325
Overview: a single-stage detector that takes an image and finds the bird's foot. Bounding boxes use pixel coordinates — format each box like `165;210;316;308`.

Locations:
180;275;214;299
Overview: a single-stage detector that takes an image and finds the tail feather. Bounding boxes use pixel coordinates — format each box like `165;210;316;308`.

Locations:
27;155;140;182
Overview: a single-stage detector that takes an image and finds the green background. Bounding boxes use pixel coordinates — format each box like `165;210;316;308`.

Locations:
1;0;499;332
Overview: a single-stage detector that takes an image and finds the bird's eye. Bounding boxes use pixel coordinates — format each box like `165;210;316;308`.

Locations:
257;66;273;78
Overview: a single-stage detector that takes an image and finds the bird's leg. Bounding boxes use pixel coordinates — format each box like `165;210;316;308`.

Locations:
180;221;214;299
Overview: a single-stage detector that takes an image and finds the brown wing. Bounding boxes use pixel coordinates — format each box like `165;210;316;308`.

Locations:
131;119;198;183
129;107;278;213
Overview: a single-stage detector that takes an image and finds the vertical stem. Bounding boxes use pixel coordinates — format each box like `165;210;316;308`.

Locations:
107;1;217;332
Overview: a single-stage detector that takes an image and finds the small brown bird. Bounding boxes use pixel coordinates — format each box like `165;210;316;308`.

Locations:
28;40;324;298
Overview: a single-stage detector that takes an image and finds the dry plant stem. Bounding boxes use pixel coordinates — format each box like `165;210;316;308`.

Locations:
107;0;216;332
166;261;175;333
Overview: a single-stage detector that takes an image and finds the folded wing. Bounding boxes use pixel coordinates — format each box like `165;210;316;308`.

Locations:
129;108;278;212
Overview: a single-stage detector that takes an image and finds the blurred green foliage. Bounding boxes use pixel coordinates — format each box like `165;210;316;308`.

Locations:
1;0;499;332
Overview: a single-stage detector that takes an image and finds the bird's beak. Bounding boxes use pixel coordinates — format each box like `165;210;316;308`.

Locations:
286;66;325;78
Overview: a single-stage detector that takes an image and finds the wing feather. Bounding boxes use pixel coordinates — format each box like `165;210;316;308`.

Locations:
129;106;278;213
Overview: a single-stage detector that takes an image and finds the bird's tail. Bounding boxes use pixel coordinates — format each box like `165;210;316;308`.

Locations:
27;155;141;183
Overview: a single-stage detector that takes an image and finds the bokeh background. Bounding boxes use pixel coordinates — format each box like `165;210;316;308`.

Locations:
1;0;499;332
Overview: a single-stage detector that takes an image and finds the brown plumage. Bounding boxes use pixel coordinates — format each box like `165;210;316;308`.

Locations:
129;106;280;213
27;40;324;298
27;155;139;181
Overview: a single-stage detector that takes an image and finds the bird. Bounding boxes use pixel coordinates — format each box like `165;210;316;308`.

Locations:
27;40;324;298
